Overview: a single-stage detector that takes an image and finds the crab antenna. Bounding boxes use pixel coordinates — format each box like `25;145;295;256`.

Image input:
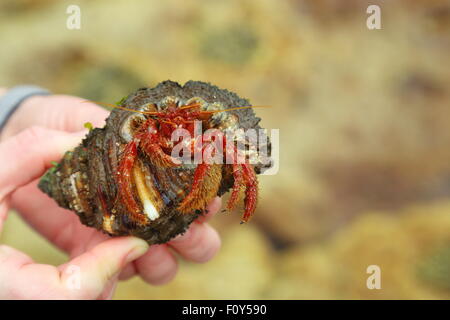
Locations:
83;100;159;115
206;105;271;114
84;100;270;115
179;103;202;110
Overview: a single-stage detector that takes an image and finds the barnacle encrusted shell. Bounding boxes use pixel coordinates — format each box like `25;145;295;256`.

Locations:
38;80;271;244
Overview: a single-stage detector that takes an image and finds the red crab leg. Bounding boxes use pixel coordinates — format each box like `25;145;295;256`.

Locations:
116;139;149;226
225;142;245;211
177;162;211;213
226;162;244;211
139;119;179;168
117;117;177;226
141;138;179;167
240;162;258;223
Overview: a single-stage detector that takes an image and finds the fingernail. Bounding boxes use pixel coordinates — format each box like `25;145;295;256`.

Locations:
125;240;149;264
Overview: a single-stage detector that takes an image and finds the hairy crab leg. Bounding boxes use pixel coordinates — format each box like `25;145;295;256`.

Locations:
177;131;227;213
141;138;179;167
139;119;179;168
240;162;258;223
177;142;223;214
116;139;149;226
226;163;244;212
177;163;211;213
225;142;245;211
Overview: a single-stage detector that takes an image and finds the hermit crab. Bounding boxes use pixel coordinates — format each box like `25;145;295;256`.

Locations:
39;81;272;244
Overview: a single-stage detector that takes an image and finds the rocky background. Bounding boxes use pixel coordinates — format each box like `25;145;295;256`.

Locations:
0;0;449;299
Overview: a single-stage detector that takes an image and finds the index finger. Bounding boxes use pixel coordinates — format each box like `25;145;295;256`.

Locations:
51;95;109;131
0;127;84;200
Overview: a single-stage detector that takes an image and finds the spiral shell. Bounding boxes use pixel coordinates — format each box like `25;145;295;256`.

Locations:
38;80;271;244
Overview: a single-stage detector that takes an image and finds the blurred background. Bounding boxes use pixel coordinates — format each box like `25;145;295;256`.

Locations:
1;0;449;299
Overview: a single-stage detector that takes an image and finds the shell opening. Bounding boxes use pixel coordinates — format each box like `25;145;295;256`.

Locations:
120;113;146;142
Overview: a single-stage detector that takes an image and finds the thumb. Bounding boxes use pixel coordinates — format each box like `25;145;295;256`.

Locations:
59;237;149;299
0;126;86;200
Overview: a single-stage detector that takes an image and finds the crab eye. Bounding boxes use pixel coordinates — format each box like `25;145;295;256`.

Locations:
120;114;146;142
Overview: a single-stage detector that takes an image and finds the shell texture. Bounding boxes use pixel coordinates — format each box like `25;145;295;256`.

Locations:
39;80;271;244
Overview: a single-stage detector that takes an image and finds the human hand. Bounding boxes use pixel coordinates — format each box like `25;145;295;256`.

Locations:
0;92;222;299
